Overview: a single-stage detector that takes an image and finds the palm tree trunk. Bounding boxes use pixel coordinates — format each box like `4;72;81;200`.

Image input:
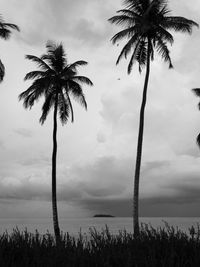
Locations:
133;39;151;236
52;94;60;243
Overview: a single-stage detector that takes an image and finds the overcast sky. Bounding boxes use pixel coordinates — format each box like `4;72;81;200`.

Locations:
0;0;200;218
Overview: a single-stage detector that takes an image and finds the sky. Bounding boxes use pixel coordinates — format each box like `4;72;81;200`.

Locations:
0;0;200;219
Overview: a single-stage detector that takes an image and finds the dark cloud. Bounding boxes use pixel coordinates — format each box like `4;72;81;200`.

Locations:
1;155;200;217
165;176;200;204
140;198;200;217
0;156;131;202
0;180;50;201
72;156;130;197
78;196;200;217
81;197;132;217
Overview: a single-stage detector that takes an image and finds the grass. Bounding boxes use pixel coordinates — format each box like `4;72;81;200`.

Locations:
0;223;200;266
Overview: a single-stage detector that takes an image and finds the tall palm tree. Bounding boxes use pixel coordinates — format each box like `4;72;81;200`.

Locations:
109;0;198;236
0;15;19;82
19;41;93;242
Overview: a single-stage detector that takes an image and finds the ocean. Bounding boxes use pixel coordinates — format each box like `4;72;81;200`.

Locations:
0;217;199;236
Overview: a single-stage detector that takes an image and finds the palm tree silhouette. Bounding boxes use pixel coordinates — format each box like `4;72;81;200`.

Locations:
19;41;93;242
109;0;198;236
0;15;19;82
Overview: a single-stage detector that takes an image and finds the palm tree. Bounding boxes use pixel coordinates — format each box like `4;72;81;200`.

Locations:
19;41;93;242
109;0;198;236
0;15;19;82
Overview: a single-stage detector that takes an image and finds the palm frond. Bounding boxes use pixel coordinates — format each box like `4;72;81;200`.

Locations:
60;61;88;78
58;92;70;125
108;15;136;27
3;23;20;31
111;27;136;44
61;67;77;79
44;42;66;72
66;93;74;122
19;77;51;108
68;80;87;110
0;21;19;39
46;40;58;55
136;40;147;73
71;76;93;86
192;88;200;111
162;16;199;33
69;61;88;70
116;34;140;64
19;90;39;109
156;26;174;45
0;28;11;40
140;0;151;11
0;59;5;82
25;55;52;72
197;133;200;148
39;93;55;124
192;88;200;97
150;0;169;16
158;4;171;16
73;92;87;110
156;37;173;68
123;0;144;14
117;9;141;18
24;71;47;81
127;38;142;74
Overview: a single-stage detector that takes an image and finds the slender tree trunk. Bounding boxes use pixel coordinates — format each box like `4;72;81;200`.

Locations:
133;39;151;236
52;94;60;243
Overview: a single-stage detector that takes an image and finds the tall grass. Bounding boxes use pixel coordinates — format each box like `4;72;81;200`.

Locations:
0;223;200;266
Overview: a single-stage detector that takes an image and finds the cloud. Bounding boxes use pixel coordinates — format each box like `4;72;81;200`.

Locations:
1;154;200;216
71;156;130;198
71;18;111;47
97;132;106;143
10;0;113;48
19;156;50;166
99;59;200;160
0;156;131;202
0;0;200;219
14;128;33;138
0;140;4;149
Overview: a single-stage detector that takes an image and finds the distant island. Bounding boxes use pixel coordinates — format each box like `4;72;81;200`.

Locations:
93;214;115;218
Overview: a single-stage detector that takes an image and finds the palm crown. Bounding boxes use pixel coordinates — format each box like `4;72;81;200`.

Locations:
0;15;19;82
19;41;93;124
109;0;198;73
0;15;19;40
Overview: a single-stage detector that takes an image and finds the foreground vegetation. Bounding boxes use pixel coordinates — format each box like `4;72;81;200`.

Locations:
0;224;200;267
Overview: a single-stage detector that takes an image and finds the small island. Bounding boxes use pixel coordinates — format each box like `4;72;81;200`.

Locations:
93;214;115;218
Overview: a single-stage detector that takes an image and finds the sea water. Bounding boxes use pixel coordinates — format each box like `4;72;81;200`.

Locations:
0;217;199;236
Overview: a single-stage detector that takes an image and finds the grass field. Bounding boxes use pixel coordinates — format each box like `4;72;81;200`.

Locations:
0;223;200;266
